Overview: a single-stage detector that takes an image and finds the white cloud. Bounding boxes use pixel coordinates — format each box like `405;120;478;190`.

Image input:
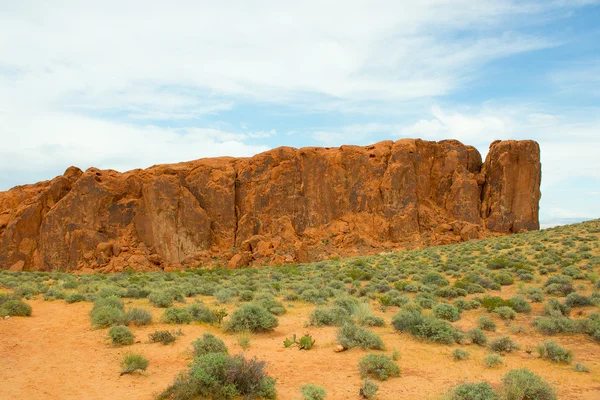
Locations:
0;111;269;190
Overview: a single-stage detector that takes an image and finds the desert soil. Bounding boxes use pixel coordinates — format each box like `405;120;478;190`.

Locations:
1;296;600;400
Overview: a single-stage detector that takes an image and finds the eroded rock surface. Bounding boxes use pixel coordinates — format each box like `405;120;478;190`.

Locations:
0;139;541;272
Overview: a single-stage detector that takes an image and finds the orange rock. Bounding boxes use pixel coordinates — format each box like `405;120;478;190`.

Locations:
0;139;541;272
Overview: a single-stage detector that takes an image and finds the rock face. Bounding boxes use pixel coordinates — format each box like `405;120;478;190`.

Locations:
0;139;541;272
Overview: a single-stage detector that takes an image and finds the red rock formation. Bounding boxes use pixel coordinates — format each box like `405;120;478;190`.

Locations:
0;139;541;272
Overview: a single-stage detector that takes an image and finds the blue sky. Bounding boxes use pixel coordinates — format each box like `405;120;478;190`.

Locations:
1;1;599;227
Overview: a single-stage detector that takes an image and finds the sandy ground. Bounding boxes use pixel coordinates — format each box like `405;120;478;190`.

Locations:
1;297;600;400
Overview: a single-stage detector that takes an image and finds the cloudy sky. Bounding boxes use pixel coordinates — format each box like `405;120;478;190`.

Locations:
1;1;599;227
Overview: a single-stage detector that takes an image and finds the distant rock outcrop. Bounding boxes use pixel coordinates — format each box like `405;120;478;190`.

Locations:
0;139;541;272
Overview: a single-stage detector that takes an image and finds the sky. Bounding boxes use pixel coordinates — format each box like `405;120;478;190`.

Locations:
1;1;599;228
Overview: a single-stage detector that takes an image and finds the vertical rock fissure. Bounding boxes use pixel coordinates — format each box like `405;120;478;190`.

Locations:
233;162;240;250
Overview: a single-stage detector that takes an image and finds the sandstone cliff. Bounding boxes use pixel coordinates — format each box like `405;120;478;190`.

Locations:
0;139;541;272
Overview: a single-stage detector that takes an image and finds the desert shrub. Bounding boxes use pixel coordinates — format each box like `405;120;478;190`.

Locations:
490;336;519;353
565;292;593;307
156;353;276;400
148;290;174;308
301;384;327;400
337;322;385;350
334;296;359;314
544;275;574;296
124;308;152;326
308;306;349;327
436;286;468;299
501;369;556;400
149;330;178;345
89;298;125;328
452;348;469;360
214;288;234;304
13;283;39;299
0;299;32;317
93;296;124;310
494;273;514;286
525;287;544;303
239;290;254;302
360;379;379;399
224;303;278;333
421;272;449;286
481;296;509;312
391;309;457;344
478;316;496;332
65;293;86;303
43;288;66;301
358;354;400;381
533;316;575;335
192;332;228;356
494;306;517;320
507;296;532;313
467;328;488;346
354;302;386;327
120;353;149;375
484;353;504;368
433;303;461;322
107;325;135;346
543;298;570;317
186;302;218;324
162;307;192;324
574;363;590;373
414;316;458;344
124;284;151;299
536;340;573;363
256;296;286;316
237;331;252;349
447;382;499;400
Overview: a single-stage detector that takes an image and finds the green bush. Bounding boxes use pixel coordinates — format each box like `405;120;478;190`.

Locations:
536;340;573;363
186;302;218;324
337;322;385;350
490;336;519;353
308;306;350;327
478;316;496;332
484;353;504;368
565;293;593;307
494;306;517;320
89;301;125;329
124;308;152;326
574;363;590;373
157;353;276;400
507;296;532;313
467;329;488;346
107;325;135;346
359;379;379;399
148;291;174;308
481;296;509;312
358;354;400;381
533;316;575;335
391;310;457;344
448;382;499;400
301;384;327;400
120;353;149;375
433;303;461;322
0;299;32;317
65;293;86;303
543;298;570;317
192;332;228;356
452;348;469;360
224;304;279;333
149;330;178;345
162;307;192;324
501;369;556;400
